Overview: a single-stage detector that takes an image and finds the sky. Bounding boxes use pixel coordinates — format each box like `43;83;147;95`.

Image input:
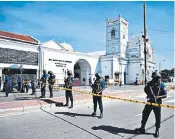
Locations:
0;1;174;70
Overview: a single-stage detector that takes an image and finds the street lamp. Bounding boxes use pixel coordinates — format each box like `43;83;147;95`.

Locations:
159;60;165;73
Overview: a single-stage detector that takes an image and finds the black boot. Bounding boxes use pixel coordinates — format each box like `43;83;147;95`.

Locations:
99;110;103;119
64;103;69;106
135;127;145;134
92;105;97;116
69;101;73;109
154;128;159;138
50;95;53;98
91;112;96;116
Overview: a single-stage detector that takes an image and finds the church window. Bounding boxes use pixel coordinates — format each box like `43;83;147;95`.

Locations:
111;29;115;39
123;35;125;39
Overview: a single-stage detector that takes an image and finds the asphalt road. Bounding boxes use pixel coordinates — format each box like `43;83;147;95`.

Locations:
0;96;174;139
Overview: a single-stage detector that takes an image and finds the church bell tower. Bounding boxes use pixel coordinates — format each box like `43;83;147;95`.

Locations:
106;15;129;58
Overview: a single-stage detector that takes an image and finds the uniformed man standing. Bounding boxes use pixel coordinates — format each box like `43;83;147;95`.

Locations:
5;75;11;97
17;75;22;92
135;71;167;138
91;73;105;119
40;70;48;98
48;71;56;98
64;70;73;108
30;76;37;95
23;75;29;93
0;76;2;90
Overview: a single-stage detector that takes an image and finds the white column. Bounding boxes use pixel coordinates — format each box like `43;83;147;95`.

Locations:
140;64;142;83
0;68;2;78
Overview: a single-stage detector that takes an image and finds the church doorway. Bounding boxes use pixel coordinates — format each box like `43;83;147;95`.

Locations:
73;59;91;86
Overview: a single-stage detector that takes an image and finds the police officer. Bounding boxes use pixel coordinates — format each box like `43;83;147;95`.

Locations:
17;75;22;92
135;71;167;138
23;75;29;93
48;71;56;98
64;70;73;108
0;76;2;90
91;73;105;119
11;76;15;92
30;76;37;95
5;74;11;97
40;70;48;98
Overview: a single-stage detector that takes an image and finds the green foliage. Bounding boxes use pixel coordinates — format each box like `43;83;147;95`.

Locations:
160;68;174;78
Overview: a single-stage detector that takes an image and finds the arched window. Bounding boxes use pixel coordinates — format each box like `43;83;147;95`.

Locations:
111;29;115;39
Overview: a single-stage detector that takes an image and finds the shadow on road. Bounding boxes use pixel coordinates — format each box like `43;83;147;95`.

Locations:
42;99;64;107
127;115;174;139
55;112;98;117
41;109;102;139
92;125;153;137
14;97;36;100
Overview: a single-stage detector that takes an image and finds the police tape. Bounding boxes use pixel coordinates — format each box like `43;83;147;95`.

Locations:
54;86;175;109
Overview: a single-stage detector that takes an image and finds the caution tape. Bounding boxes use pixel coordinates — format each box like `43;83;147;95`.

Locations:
40;82;175;109
54;86;175;109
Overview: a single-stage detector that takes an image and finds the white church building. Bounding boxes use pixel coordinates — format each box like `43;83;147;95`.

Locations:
0;15;156;85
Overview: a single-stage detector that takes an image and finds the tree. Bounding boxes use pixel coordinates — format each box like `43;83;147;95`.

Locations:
160;68;174;78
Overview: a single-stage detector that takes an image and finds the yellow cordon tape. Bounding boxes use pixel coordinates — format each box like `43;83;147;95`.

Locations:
40;83;174;109
54;86;175;109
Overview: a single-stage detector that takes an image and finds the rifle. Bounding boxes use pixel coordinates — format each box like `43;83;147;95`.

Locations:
144;82;157;103
149;86;157;103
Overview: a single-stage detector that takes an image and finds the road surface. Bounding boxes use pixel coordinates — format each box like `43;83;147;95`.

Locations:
0;94;174;139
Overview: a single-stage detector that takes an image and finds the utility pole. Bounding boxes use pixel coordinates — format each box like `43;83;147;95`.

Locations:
143;1;147;87
159;62;161;73
159;60;165;73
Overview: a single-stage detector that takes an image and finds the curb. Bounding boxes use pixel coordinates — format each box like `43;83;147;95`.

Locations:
0;96;94;117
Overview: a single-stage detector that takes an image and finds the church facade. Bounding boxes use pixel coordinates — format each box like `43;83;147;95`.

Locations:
99;15;156;84
0;15;156;85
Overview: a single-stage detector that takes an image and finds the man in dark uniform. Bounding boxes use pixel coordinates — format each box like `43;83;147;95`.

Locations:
89;77;92;85
91;73;105;119
11;76;15;92
17;75;22;92
30;76;37;95
48;71;56;98
0;76;2;91
5;75;11;97
40;70;48;98
64;70;73;108
135;71;167;138
23;75;29;93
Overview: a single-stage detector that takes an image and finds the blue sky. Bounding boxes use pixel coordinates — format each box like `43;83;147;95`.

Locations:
0;1;174;70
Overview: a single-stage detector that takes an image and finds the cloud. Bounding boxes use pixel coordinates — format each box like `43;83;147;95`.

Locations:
1;4;106;52
0;1;174;69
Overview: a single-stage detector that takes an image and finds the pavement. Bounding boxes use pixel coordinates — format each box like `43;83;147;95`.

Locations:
0;98;174;139
0;84;174;117
0;85;143;114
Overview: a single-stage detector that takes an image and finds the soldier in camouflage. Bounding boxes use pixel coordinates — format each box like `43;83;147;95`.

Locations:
135;71;167;138
64;70;74;108
91;73;105;119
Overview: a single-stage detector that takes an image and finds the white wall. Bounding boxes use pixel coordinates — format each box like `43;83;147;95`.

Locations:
42;40;62;50
100;55;113;78
113;57;120;76
119;17;128;58
128;62;141;83
0;38;38;52
121;64;127;84
0;38;39;78
41;46;99;85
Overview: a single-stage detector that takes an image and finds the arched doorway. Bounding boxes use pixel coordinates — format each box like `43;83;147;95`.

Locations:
74;59;91;86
